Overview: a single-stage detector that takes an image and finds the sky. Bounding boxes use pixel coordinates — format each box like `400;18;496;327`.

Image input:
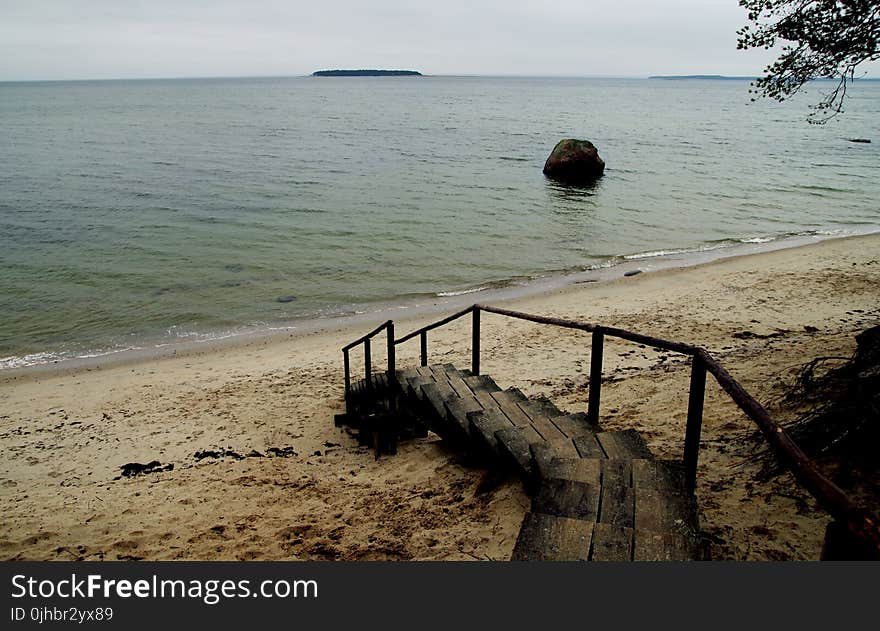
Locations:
0;0;867;81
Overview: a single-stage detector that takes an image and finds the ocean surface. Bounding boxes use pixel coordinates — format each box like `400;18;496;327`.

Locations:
1;76;878;369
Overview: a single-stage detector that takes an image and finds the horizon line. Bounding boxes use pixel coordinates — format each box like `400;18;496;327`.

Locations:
0;72;756;83
4;72;877;84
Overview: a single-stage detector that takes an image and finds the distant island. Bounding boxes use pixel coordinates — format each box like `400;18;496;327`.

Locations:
312;69;422;77
650;75;756;81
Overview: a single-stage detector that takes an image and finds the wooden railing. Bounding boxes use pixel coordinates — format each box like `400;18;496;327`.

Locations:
342;303;880;558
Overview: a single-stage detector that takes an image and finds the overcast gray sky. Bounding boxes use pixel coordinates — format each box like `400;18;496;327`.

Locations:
0;0;863;81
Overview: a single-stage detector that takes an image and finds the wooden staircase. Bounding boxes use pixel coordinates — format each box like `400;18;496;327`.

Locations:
342;363;707;561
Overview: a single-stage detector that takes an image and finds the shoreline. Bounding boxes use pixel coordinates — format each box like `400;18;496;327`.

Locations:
2;231;879;560
3;228;877;380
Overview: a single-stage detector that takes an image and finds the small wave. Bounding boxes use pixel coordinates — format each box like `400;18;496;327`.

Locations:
436;286;490;297
738;236;774;244
0;352;62;370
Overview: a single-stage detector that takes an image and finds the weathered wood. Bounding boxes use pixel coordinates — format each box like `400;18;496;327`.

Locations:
503;386;528;401
364;337;372;386
406;375;435;400
490;391;533;427
447;375;475;400
543;457;602;487
511;512;592;561
684;356;707;494
463;374;502;394
545;437;580;459
597;429;653;460
599;481;635;528
387;321;395;377
527;413;570;444
573;434;605;459
590;523;634;561
600;459;633;489
633;530;704;561
551;412;600;439
420;381;458;428
632;459;686;492
529;443;557;479
588;330;604;426
496;426;544;476
445;395;483;439
343;349;351;396
416;365;434;377
634;488;696;532
420;331;428;366
533;478;600;522
470;408;514;456
472;307;480;375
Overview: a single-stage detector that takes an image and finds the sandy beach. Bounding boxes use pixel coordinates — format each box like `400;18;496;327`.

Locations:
2;233;878;561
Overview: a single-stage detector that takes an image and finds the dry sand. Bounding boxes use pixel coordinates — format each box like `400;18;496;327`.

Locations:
2;234;878;561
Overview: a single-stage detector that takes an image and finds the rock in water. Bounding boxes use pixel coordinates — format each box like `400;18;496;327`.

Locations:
543;139;605;183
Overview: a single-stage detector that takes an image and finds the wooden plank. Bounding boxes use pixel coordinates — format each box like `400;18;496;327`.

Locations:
395;367;419;391
530;396;563;417
406;375;435;400
532;478;600;522
490;392;533;427
529;442;557;480
601;459;633;489
445;395;483;438
416;365;434;377
525;413;569;444
511;512;592;561
633;530;704;561
544;457;601;486
590;523;634;561
632;459;686;492
597;429;653;460
599;481;635;528
470;408;514;456
472;389;499;411
447;375;476;400
547;436;581;460
551;413;600;439
463;374;501;394
634;488;696;532
420;381;458;435
574;434;605;459
496;426;544;477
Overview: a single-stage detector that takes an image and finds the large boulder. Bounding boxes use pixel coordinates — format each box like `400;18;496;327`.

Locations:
543;139;605;183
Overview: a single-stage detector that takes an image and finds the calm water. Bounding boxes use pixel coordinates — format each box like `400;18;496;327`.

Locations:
1;76;878;368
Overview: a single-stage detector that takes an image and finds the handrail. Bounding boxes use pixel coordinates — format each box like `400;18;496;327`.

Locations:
394;305;475;344
340;302;880;557
343;319;394;352
342;319;395;399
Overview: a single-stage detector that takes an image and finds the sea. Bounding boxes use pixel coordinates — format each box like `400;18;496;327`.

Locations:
1;76;878;370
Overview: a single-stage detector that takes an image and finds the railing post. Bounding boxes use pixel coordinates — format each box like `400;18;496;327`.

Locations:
588;330;604;427
343;349;351;395
364;337;371;389
420;331;428;367
387;321;395;376
471;307;480;375
684;354;707;495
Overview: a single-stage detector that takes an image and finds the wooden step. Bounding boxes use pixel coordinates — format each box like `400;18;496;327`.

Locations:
596;429;654;459
590;523;633;561
532;477;600;522
633;529;706;561
511;512;592;561
468;407;514;458
512;518;706;561
495;425;544;477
